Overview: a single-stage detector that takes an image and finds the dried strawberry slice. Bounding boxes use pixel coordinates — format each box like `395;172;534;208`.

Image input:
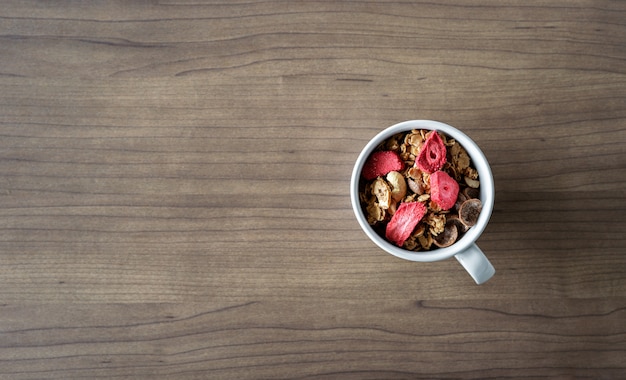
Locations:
416;131;447;173
385;201;427;247
362;151;404;180
430;171;459;210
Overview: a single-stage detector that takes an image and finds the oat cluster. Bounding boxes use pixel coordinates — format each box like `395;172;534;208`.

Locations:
359;129;482;250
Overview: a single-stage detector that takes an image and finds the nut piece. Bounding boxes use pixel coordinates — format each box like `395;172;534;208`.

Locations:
407;178;421;194
372;178;392;210
464;176;480;189
386;171;407;203
407;169;430;194
459;198;482;227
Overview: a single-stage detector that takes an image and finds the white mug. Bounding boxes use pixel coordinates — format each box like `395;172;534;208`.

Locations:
350;120;495;284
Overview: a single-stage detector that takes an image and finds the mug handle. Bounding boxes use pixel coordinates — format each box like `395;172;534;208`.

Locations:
455;244;495;284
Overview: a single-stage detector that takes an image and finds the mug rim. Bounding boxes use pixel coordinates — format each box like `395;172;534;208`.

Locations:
350;120;494;262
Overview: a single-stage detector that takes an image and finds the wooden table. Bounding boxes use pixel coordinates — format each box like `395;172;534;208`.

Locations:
1;1;625;378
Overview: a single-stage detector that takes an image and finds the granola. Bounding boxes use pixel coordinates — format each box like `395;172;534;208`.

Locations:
359;129;482;251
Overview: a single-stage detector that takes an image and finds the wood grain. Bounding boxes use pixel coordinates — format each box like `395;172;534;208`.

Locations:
1;1;625;378
1;300;625;379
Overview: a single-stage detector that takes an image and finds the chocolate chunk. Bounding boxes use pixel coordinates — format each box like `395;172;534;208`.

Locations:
459;198;482;227
447;214;470;233
433;221;459;248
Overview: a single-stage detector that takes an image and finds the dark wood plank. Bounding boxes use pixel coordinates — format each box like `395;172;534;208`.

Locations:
1;300;624;379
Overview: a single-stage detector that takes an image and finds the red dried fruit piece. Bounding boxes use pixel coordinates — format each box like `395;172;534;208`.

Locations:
385;202;427;247
430;171;459;210
362;151;404;180
416;131;447;173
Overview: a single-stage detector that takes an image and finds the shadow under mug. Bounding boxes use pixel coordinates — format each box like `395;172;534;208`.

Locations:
350;120;495;284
